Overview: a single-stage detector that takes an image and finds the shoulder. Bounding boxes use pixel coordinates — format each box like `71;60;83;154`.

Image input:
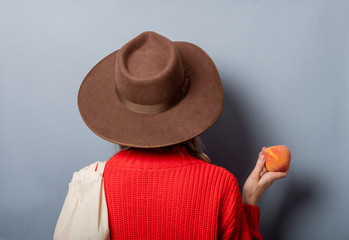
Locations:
202;162;237;178
215;164;239;186
71;161;107;181
197;162;239;187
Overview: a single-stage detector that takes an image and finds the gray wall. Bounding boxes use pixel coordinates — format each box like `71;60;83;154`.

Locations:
1;1;348;239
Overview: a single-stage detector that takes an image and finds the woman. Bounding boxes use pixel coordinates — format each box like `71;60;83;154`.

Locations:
58;31;288;239
109;137;287;240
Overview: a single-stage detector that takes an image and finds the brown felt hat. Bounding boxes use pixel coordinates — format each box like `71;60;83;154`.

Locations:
77;31;224;148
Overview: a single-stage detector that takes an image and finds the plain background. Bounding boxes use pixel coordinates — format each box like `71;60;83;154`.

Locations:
1;0;348;239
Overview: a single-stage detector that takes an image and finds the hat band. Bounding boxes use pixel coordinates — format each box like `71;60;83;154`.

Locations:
115;75;190;114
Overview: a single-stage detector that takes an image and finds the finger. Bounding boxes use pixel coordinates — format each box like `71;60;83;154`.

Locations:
266;171;288;181
252;153;266;179
260;167;268;177
275;171;288;179
260;170;287;184
262;147;266;155
258;150;263;159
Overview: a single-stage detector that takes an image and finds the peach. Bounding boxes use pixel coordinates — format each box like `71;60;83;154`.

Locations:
263;145;291;172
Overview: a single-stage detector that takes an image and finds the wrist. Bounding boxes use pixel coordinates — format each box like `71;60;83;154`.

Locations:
242;198;257;206
242;191;258;206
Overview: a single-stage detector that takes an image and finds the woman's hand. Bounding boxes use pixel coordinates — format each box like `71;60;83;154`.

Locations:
242;147;289;206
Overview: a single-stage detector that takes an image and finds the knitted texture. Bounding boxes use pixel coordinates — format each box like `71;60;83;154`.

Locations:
103;145;263;239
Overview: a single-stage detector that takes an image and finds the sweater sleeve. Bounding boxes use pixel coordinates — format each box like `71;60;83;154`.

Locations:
243;204;263;239
218;173;263;240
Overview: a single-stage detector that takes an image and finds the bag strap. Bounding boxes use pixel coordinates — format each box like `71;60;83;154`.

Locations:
94;161;107;174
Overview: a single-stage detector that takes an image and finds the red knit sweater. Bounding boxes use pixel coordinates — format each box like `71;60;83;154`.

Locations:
103;145;263;239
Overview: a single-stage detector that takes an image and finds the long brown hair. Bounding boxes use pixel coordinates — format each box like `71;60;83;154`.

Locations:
116;136;211;163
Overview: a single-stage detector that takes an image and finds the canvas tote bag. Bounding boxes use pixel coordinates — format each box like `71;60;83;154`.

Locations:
53;161;110;240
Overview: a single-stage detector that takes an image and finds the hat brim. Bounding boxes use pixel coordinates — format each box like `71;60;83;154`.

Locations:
77;41;224;148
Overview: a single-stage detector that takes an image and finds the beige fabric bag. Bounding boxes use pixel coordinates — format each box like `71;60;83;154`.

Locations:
53;161;110;240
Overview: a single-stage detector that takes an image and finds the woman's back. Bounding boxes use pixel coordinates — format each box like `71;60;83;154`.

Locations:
103;145;261;239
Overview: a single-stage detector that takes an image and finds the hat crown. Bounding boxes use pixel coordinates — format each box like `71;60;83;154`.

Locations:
115;31;186;108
